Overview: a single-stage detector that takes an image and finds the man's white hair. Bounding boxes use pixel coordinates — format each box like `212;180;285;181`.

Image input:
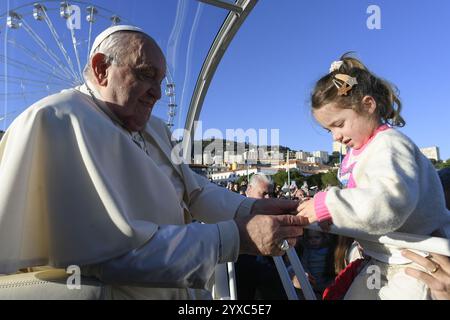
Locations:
83;31;147;81
249;173;271;187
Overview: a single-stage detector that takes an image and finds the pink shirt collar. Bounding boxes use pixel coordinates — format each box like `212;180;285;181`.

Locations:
351;124;390;156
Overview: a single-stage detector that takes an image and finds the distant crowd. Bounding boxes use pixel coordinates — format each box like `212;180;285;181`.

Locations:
219;179;321;200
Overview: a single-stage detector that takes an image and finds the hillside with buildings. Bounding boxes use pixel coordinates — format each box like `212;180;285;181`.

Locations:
189;139;447;186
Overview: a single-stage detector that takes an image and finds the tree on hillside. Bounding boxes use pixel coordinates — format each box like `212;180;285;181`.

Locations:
435;158;450;170
236;175;248;185
321;169;341;188
272;169;305;188
272;170;288;187
327;151;342;166
306;173;323;190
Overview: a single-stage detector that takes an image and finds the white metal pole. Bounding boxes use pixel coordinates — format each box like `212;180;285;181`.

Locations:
286;248;317;300
273;256;298;300
287;150;291;199
246;151;249;184
227;262;237;300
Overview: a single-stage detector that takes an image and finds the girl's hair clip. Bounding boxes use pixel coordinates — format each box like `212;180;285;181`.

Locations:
329;60;344;73
332;74;358;96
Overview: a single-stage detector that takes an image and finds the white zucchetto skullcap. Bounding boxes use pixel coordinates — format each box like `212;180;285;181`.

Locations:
89;25;145;57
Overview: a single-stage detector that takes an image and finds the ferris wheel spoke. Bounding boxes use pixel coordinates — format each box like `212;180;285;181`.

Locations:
2;1;177;131
7;39;73;81
0;90;56;97
40;10;82;83
0;54;77;86
0;110;20;121
86;20;94;66
0;74;71;87
19;78;27;104
21;20;76;81
67;19;83;81
85;5;98;68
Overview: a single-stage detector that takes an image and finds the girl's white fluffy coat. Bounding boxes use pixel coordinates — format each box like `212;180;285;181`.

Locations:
324;128;450;239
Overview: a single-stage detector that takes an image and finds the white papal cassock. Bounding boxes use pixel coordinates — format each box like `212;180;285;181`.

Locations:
0;83;254;299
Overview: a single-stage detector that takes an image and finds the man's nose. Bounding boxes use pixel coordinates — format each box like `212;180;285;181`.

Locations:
148;82;162;101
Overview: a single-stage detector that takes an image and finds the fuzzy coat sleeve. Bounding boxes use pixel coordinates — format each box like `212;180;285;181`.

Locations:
320;131;422;235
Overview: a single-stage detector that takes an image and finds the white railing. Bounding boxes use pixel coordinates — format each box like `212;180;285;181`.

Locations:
212;262;237;300
213;224;450;300
307;224;450;257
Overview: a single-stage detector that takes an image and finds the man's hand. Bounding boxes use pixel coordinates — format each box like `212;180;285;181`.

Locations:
250;198;300;215
235;214;308;256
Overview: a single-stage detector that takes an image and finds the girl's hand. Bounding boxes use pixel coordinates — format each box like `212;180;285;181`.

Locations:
297;198;317;224
292;272;317;289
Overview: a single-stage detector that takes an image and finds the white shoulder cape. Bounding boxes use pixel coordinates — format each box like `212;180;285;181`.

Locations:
0;87;205;273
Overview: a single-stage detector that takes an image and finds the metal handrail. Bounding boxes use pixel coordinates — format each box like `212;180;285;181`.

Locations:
307;224;450;257
273;224;450;300
182;0;258;160
214;224;450;300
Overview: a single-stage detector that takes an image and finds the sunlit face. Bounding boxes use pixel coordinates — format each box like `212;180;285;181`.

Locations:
101;36;166;131
313;100;380;150
246;181;270;199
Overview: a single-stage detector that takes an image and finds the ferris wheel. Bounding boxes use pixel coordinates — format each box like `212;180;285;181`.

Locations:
0;0;177;130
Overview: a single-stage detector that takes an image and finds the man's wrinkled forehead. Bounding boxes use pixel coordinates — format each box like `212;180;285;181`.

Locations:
90;25;162;60
138;35;166;61
93;26;165;71
134;37;167;77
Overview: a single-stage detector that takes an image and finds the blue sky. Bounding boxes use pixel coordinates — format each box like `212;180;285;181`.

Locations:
201;0;450;160
1;0;449;159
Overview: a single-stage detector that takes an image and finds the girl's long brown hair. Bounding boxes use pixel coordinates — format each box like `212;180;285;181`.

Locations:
311;52;405;127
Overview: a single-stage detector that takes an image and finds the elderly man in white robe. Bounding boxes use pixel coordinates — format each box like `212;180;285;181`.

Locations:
0;26;306;299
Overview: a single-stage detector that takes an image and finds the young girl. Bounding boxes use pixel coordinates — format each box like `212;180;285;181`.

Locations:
298;53;450;300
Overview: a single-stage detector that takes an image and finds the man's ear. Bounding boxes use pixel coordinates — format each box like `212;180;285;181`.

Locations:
361;95;377;115
91;53;110;86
